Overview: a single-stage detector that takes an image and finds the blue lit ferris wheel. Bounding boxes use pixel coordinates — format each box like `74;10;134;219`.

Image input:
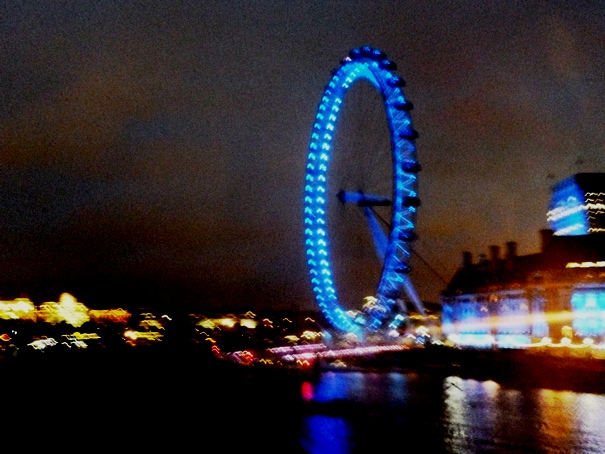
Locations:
303;46;426;337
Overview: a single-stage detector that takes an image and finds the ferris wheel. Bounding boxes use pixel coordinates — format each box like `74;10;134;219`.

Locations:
303;46;425;337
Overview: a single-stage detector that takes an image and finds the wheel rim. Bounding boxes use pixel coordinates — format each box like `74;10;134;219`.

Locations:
303;46;421;336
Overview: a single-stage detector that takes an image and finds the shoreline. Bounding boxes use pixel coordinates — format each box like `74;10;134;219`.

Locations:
6;342;605;396
310;346;605;394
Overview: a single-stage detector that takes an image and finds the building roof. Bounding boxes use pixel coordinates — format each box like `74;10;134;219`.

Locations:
443;231;605;297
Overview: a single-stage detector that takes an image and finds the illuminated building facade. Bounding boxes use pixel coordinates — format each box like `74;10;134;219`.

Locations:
547;173;605;236
442;174;605;348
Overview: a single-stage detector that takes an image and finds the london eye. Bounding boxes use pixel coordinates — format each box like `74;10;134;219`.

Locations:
303;46;425;337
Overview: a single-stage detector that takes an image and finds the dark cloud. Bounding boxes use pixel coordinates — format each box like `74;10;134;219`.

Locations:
1;1;604;311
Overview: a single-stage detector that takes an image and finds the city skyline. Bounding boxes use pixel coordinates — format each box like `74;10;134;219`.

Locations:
2;1;605;311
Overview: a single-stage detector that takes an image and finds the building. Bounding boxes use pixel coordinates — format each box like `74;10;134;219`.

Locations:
442;173;605;348
547;173;605;236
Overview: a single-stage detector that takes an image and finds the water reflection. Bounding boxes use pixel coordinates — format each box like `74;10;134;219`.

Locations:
301;372;605;453
302;416;351;454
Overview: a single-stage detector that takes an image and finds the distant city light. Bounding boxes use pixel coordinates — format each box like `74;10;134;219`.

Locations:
566;261;605;268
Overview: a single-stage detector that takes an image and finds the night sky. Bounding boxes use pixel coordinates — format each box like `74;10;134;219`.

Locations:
1;1;605;312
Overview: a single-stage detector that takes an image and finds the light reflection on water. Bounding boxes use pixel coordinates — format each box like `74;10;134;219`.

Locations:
299;371;605;453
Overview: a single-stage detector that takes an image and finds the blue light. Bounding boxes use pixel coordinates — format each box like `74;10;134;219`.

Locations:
548;178;590;235
571;288;605;337
303;47;419;336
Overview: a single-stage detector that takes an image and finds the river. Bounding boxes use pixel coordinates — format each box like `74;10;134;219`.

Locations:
9;350;605;452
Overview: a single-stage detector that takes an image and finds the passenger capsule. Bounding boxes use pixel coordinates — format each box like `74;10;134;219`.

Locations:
361;45;374;57
402;196;421;207
394;100;414;111
349;47;363;59
401;160;422;173
370;48;386;60
398;229;417;242
387;76;406;87
395;265;412;274
379;59;397;71
399;130;419;141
